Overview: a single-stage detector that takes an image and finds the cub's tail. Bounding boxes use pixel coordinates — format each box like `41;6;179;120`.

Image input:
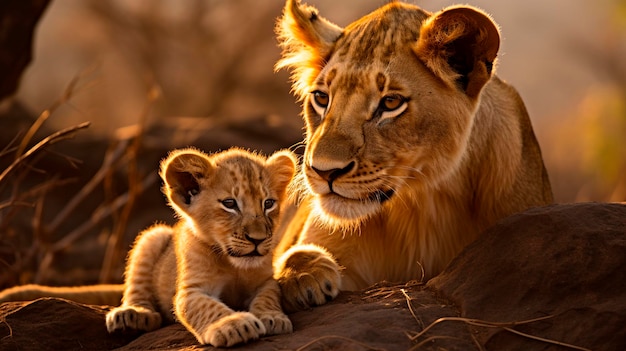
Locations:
0;284;124;306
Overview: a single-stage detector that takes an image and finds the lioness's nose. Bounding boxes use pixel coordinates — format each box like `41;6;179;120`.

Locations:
311;161;355;182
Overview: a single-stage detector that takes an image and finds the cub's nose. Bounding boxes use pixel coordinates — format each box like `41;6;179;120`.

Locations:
311;161;355;182
244;233;265;246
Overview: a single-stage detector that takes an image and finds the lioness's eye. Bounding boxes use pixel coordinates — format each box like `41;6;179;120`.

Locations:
311;91;329;108
377;94;409;124
220;198;238;211
380;95;405;111
264;199;276;211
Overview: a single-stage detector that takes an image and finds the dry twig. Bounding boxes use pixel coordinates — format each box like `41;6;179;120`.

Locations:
407;315;592;351
99;84;160;283
0;122;90;185
14;74;83;160
34;172;157;282
0;67;155;287
44;137;129;236
401;288;424;331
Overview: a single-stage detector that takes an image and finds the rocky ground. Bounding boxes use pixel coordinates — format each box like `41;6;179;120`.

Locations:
1;202;625;351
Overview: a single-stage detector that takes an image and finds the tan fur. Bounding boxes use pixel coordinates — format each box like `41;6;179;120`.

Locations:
273;0;553;312
104;147;296;347
0;284;123;305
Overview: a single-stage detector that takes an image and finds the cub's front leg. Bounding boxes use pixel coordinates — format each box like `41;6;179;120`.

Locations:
175;290;266;347
249;279;293;335
274;244;342;312
106;224;172;333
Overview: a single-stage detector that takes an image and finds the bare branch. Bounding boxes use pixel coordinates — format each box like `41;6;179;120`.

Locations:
51;172;157;255
406;315;591;351
99;84;159;283
0;122;91;185
15;68;93;159
44;138;130;236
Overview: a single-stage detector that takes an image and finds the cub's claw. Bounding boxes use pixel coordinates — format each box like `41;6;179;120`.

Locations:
275;244;341;312
201;312;266;347
258;311;293;335
106;305;162;333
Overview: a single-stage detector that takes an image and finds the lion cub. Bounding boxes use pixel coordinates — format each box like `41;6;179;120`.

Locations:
105;147;295;347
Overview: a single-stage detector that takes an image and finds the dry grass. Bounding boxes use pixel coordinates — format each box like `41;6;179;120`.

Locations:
401;290;593;351
99;85;160;283
0;76;158;288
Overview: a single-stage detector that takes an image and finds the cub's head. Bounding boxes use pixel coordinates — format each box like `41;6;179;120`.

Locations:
161;148;296;269
276;0;500;228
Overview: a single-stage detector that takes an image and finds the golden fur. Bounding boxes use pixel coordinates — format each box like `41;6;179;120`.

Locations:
273;0;553;312
104;147;296;346
0;284;123;305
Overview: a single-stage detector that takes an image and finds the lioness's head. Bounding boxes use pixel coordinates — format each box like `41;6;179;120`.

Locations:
277;0;499;228
161;148;296;268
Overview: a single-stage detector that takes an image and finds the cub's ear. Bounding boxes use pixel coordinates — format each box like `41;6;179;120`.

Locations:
160;149;213;211
414;6;500;98
265;150;297;196
275;0;343;98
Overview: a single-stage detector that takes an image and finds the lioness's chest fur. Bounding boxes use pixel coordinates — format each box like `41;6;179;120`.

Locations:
300;178;477;289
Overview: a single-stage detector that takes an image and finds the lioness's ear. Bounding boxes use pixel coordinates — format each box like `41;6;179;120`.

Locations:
275;0;343;98
265;150;297;195
160;149;213;211
414;6;500;98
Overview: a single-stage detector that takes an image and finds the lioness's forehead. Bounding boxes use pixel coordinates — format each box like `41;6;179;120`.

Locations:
317;64;399;96
334;3;428;66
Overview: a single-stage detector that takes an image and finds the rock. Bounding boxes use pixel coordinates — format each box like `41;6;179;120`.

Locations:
428;202;626;351
1;203;625;351
0;298;134;351
0;282;473;351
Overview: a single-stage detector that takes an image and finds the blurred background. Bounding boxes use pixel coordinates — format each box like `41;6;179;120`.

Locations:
1;0;624;289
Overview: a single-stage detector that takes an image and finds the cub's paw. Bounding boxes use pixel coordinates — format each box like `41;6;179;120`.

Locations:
257;311;293;335
105;305;162;333
274;244;342;312
201;312;266;347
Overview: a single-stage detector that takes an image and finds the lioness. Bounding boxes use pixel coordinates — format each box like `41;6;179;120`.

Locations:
272;0;553;311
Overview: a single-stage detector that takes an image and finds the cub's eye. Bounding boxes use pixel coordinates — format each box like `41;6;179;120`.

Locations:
220;198;239;212
380;95;405;111
312;91;329;108
263;199;277;212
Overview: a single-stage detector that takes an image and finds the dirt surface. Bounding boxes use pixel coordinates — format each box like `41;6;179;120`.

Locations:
429;202;626;351
1;203;625;351
0;282;475;351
